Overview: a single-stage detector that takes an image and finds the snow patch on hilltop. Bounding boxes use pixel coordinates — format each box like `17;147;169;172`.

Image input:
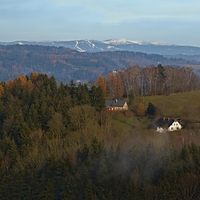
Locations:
103;38;171;46
104;38;149;45
150;41;172;46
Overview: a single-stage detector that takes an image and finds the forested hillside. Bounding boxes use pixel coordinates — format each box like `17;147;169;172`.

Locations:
0;44;198;83
1;73;200;199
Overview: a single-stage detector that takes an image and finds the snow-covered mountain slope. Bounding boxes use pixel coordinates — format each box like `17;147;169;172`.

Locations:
1;39;200;56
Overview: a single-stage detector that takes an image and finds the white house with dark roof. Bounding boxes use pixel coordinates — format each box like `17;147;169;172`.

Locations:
106;99;128;111
155;117;182;132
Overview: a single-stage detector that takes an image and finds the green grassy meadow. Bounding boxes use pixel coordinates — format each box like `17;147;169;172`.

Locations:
135;90;200;121
108;90;200;150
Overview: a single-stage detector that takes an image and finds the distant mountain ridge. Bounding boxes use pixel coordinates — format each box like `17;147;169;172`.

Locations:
1;39;200;59
0;44;199;83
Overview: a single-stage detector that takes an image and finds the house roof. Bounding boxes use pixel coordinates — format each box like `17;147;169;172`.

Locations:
106;99;126;108
155;117;174;128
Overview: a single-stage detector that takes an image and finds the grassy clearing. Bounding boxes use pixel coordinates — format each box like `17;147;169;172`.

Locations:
108;90;200;149
134;90;200;122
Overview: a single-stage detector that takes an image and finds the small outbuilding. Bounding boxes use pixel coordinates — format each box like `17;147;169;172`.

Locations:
155;117;182;132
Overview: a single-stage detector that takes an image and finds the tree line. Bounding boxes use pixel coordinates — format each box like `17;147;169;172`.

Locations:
95;64;200;99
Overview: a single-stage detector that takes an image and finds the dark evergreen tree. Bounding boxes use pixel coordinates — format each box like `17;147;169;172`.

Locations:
147;102;156;116
89;86;105;112
76;84;90;105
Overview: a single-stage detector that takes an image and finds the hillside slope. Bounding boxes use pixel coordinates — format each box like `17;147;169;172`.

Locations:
135;90;200;123
0;44;198;83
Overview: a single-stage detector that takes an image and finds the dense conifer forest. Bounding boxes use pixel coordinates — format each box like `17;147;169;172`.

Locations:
1;72;200;199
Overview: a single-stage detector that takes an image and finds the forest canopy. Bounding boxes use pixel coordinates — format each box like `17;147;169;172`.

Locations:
0;72;200;199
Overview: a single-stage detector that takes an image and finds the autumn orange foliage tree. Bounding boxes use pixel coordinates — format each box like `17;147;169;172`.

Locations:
30;72;39;81
96;75;107;95
114;73;124;98
6;79;14;89
17;75;27;87
0;85;4;98
136;103;145;117
106;73;115;98
105;72;124;98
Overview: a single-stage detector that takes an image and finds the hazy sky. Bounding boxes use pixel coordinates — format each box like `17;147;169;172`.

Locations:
1;0;200;46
